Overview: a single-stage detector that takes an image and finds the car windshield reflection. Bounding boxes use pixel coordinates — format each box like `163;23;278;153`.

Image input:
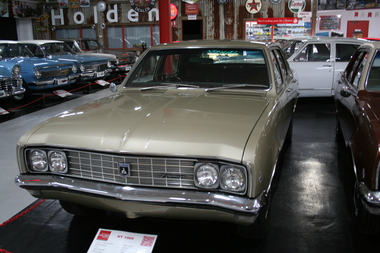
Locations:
125;48;270;89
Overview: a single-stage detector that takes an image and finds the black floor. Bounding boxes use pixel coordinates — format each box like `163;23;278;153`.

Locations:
1;97;379;253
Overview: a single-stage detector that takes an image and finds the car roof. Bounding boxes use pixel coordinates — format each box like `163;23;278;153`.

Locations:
0;40;21;44
285;36;363;43
147;40;275;50
19;40;65;45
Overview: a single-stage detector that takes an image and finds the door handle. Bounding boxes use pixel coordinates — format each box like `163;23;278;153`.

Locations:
323;64;332;67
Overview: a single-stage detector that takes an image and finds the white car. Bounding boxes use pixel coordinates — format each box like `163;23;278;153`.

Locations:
284;37;364;97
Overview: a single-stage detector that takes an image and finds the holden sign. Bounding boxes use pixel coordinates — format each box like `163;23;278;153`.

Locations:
288;0;305;13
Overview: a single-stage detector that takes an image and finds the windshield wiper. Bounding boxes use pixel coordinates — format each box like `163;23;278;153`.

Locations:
139;83;199;91
205;84;268;92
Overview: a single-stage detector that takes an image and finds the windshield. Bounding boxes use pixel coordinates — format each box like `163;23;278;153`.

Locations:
79;40;105;51
282;40;305;59
367;51;380;92
125;48;270;89
0;43;34;59
25;43;76;57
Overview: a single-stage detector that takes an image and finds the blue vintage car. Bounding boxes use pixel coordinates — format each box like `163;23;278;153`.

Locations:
0;40;79;101
20;40;112;83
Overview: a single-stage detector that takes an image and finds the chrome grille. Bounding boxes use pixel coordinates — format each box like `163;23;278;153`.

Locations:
0;77;21;90
66;149;197;189
40;68;71;79
83;63;108;72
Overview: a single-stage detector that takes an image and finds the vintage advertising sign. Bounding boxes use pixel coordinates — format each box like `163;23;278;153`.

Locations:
185;3;198;15
246;0;262;14
129;0;157;13
257;17;299;24
288;0;306;13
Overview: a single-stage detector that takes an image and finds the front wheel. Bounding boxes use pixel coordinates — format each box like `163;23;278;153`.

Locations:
238;193;271;239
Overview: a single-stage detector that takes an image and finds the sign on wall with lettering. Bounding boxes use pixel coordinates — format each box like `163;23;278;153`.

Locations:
130;0;157;13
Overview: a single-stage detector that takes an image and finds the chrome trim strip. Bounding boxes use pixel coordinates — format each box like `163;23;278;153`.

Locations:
15;174;264;215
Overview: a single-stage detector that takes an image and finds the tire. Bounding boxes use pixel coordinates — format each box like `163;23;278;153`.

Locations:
59;200;99;216
238;193;271;240
353;183;380;235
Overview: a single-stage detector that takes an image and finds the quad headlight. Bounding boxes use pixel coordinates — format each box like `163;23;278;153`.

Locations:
72;64;78;73
26;149;68;174
12;65;21;75
34;69;42;79
194;163;247;194
80;64;85;72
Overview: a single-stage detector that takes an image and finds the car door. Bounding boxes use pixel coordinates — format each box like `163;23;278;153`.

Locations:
335;49;368;143
270;48;297;144
288;42;333;97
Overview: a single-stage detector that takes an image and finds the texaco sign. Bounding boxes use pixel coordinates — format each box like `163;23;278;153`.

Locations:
246;0;262;14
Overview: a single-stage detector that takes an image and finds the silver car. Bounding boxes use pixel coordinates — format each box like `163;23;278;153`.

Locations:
15;40;298;239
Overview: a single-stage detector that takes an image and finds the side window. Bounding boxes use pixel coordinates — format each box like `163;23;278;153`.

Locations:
270;50;283;92
295;43;331;62
366;52;380;91
352;53;367;89
346;50;365;83
336;44;360;62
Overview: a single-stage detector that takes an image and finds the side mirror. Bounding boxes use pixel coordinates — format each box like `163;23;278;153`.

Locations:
109;82;118;93
340;86;354;98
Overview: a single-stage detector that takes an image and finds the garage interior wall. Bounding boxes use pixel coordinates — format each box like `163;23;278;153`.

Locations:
16;18;33;40
316;9;380;37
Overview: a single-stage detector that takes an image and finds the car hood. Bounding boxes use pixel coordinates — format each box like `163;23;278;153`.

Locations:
82;50;136;61
1;57;73;70
21;89;270;162
47;54;107;64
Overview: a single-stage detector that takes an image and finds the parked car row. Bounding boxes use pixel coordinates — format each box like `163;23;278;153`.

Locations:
0;39;137;102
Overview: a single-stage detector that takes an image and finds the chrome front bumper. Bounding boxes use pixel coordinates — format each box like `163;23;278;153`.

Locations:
15;174;265;223
359;182;380;215
31;74;79;86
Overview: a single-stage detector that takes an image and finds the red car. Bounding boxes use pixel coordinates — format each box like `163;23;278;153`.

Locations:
334;41;380;235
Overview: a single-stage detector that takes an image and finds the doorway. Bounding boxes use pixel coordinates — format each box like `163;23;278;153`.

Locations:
182;20;203;40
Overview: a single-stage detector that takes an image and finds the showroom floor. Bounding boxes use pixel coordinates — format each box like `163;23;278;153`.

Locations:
0;87;379;252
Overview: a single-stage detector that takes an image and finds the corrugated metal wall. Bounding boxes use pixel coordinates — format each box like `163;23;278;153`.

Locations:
37;0;312;41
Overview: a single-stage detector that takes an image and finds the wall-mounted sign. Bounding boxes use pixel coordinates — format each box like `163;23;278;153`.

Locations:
129;0;157;13
217;0;229;4
269;0;282;4
246;0;262;14
319;15;341;30
170;3;178;20
257;17;299;24
182;0;200;4
185;3;198;15
288;0;305;13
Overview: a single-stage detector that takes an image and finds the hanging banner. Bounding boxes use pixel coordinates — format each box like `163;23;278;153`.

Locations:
257;17;299;24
